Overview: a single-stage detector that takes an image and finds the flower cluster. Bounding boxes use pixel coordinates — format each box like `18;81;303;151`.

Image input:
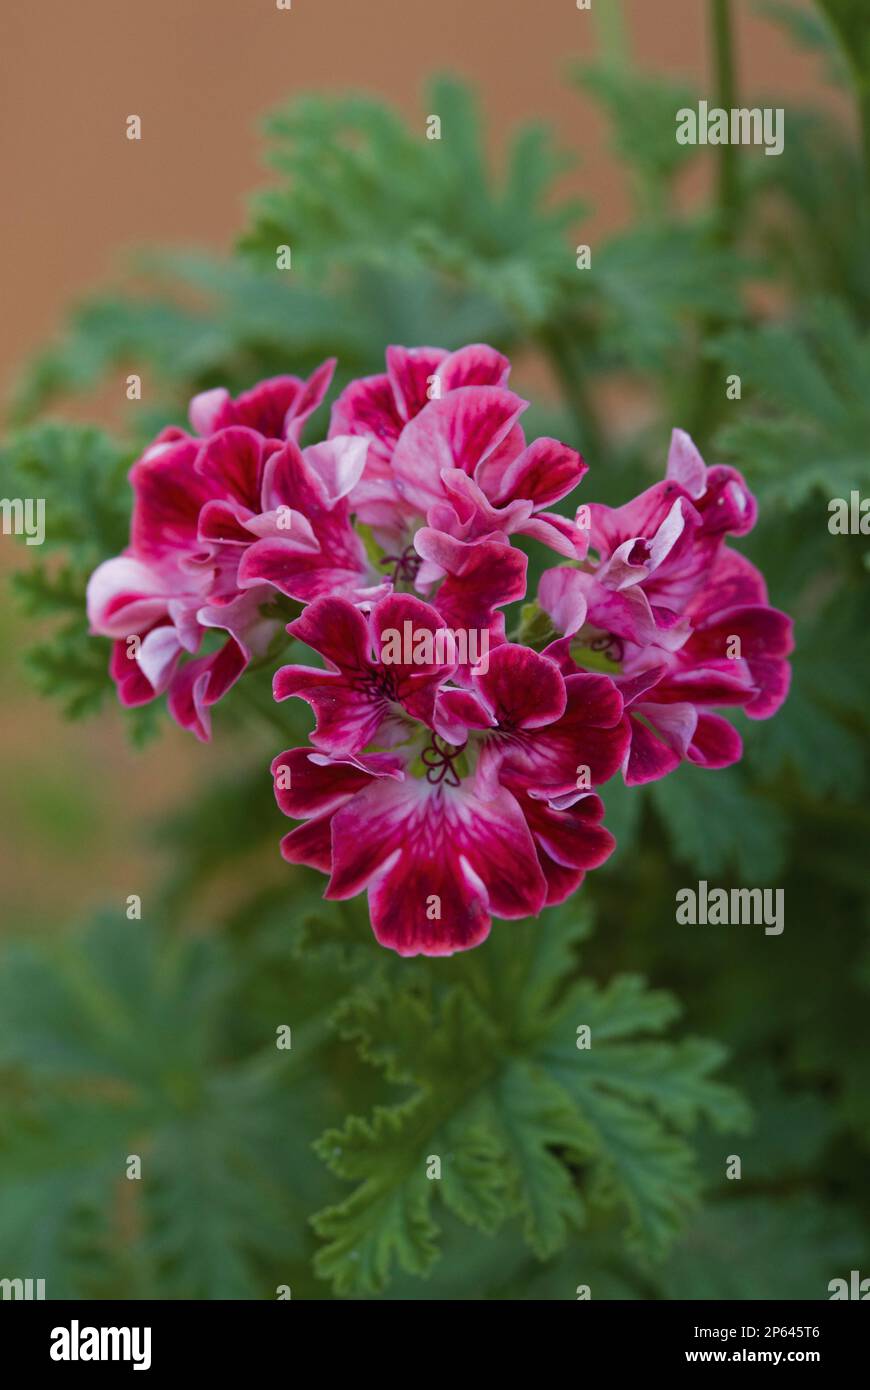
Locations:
88;345;792;955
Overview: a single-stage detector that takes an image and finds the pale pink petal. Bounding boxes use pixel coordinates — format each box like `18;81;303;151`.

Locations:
538;567;588;637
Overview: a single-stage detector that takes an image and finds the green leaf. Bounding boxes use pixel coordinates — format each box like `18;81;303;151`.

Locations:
574;63;700;200
814;0;870;88
649;763;788;880
0;423;130;561
660;1195;863;1299
714;301;870;508
241;77;583;329
587;228;747;373
0;915;317;1298
313;1100;444;1294
310;906;747;1294
0;425;134;719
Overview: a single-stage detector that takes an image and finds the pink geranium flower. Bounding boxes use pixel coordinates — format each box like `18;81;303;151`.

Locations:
80;345;795;956
274;592;457;755
537;430;793;784
187;360;336;441
273;630;628;955
87;368;381;739
330;343;590;565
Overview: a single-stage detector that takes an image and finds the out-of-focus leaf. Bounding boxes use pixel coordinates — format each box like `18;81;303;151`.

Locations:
311;906;747;1295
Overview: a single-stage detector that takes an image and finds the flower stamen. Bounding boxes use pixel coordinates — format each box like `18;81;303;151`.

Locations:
421;733;465;787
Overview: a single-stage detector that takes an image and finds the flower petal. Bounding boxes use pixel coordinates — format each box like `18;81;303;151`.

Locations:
392;387;528;513
327;775;546;955
688;712;743;768
472;643;567;729
538;567;588;637
434;343;511;393
386;345;449;419
489;436;587;509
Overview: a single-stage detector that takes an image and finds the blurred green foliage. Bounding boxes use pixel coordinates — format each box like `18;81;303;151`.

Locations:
1;0;868;1299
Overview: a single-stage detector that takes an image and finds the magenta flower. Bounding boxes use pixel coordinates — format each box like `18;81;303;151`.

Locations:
272;640;627;955
83;347;793;956
330;344;510;529
87;382;380;739
330;344;590;564
274;593;457;755
187;360;336;441
537;430;793;784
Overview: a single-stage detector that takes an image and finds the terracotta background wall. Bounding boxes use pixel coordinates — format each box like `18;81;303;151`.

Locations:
0;0;840;400
0;0;839;925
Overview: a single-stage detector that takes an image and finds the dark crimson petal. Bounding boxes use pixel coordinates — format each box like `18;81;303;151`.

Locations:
533;847;586;906
652;660;754;707
329;372;404;470
370;592;453;681
587;480;690;561
273;666;386;757
195;427;268;514
422;536;527;637
685;605;794;664
744;655;792;719
490;437;587;509
198;498;257;545
368;848;493;956
288;596;373;673
279;815;335;873
615;663;671;707
238;540;369;603
233;380;309;438
192;363;336;441
385;345;449;419
494;672;629;794
326;775;546;954
130;438;218;556
624;714;683;786
167;637;247;742
109;637;158;706
694;465;757;537
688;712;743;768
436;688;496;740
472;643;567;730
684;605;793;719
270;748;403;819
687;547;768;618
392;387;528;513
516;787;615;872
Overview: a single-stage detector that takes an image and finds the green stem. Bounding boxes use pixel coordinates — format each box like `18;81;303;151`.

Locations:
594;0;630;71
859;85;870;215
815;4;870;213
683;0;742;447
711;0;740;242
539;321;605;463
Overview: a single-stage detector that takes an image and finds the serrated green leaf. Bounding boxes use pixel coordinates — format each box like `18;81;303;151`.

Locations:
310;909;745;1292
715;301;870;508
